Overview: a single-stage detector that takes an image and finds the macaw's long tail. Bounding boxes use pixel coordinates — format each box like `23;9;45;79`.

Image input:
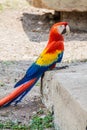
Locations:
0;78;38;107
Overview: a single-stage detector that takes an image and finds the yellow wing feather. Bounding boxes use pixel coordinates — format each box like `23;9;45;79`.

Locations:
36;49;61;66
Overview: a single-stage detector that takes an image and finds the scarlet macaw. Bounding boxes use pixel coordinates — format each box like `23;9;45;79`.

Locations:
0;22;70;107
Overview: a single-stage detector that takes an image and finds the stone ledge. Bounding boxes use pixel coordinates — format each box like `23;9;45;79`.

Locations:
27;0;87;12
42;0;87;12
41;62;87;130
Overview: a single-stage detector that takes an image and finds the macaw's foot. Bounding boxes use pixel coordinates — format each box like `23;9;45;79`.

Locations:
53;65;69;70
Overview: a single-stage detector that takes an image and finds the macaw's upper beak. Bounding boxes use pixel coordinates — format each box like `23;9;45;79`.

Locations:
66;25;70;34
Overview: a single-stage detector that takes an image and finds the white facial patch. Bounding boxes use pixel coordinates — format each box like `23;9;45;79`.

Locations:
57;25;65;34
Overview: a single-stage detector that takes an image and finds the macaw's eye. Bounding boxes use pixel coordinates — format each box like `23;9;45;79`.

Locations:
57;25;65;34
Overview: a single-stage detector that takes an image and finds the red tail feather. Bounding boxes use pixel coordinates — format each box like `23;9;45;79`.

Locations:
0;78;36;107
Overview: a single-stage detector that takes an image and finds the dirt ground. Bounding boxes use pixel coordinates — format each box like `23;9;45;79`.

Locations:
0;0;87;127
0;1;59;126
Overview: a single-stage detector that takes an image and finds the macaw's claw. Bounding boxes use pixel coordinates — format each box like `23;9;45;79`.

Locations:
53;65;69;70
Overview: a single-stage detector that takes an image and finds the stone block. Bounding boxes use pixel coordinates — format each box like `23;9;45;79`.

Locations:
27;0;48;8
42;0;87;12
27;0;87;12
41;63;87;130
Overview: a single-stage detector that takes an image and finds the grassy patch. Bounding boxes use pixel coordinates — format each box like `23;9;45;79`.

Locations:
0;110;54;130
29;111;54;130
0;121;29;130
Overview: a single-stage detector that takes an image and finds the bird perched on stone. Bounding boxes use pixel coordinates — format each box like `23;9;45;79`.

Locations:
0;22;70;107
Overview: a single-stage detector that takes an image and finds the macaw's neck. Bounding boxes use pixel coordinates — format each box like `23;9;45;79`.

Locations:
48;33;64;43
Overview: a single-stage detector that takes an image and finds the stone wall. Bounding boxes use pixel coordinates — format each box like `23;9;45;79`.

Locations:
27;0;87;31
41;63;87;130
42;0;87;12
27;0;87;11
27;0;48;8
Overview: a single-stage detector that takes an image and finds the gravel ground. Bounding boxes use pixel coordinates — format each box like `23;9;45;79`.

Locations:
0;3;57;126
0;0;87;126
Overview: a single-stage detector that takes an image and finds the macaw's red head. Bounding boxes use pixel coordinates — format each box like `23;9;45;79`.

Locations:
49;22;70;42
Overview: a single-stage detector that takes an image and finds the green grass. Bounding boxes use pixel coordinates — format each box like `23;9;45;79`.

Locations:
0;121;29;130
0;111;54;130
29;112;54;130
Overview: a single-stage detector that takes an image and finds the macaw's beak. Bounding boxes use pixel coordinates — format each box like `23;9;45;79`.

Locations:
66;25;70;34
62;25;70;35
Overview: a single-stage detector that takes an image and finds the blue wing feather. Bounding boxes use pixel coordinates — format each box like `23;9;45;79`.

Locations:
14;63;48;88
57;52;63;62
14;51;63;88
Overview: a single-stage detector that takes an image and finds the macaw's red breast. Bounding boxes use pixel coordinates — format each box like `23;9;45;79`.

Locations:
46;41;64;53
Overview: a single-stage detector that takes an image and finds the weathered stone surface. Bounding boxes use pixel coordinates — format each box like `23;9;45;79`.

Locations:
41;63;87;130
27;0;48;8
27;0;87;11
42;0;87;11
